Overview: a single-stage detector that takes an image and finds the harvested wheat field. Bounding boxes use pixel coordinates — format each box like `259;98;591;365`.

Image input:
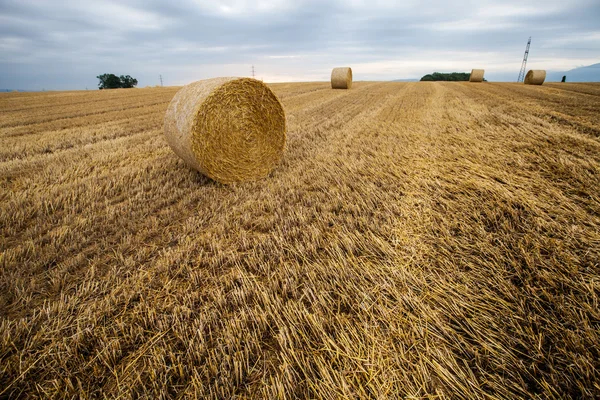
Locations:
1;82;600;398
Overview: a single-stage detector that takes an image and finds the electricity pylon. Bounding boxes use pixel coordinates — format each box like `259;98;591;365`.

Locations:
517;37;531;83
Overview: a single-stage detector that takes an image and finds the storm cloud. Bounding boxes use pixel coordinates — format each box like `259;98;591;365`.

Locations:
1;0;599;90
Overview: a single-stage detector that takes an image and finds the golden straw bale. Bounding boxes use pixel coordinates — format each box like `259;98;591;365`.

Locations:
331;67;353;89
469;69;485;82
524;70;546;85
164;77;286;184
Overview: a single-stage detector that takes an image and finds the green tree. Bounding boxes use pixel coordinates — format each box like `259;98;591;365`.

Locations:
120;75;138;88
96;73;138;89
96;73;121;89
420;72;472;81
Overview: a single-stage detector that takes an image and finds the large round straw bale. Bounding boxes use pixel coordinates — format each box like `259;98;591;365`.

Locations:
524;70;546;85
469;69;485;82
164;77;286;184
331;67;353;89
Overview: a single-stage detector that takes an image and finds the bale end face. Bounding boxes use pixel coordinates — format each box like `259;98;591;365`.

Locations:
524;70;546;85
331;67;353;89
469;69;485;82
164;78;286;184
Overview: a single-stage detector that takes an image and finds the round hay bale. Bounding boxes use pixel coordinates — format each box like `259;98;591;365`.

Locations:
524;70;546;85
164;77;286;184
331;67;353;89
469;69;485;82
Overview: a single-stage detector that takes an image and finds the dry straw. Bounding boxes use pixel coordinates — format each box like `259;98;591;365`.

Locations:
331;67;353;89
164;77;286;184
469;69;485;82
524;70;546;85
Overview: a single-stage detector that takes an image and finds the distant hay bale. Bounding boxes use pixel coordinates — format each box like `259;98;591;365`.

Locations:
469;69;485;82
164;77;286;184
331;67;353;89
524;70;546;85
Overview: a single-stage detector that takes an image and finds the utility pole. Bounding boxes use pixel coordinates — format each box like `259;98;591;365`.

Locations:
159;75;163;87
517;37;531;83
251;65;255;79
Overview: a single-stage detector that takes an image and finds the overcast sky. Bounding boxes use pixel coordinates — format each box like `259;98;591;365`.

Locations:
1;0;599;90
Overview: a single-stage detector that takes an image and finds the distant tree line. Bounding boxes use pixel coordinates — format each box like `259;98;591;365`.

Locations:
420;72;473;81
96;74;138;89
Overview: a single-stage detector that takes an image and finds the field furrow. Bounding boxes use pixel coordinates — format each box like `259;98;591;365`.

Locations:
460;82;600;137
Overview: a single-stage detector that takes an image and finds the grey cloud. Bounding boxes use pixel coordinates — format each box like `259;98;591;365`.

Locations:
1;0;598;90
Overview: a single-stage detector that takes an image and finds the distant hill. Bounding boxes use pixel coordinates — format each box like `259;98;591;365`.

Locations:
547;63;600;82
0;89;34;92
391;78;419;82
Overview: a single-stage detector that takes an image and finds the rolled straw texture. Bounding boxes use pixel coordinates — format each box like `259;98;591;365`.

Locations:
469;69;485;82
164;77;286;184
524;70;546;85
331;67;353;89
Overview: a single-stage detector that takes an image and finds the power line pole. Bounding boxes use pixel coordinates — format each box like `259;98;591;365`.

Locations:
159;75;163;87
251;65;255;79
517;37;531;83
